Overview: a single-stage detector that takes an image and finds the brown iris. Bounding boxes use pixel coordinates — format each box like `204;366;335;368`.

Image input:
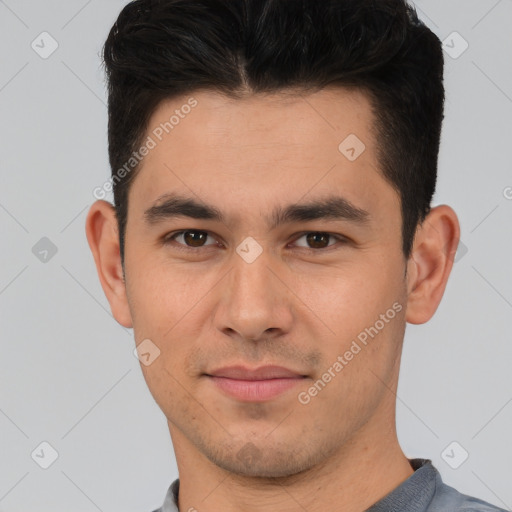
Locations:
304;233;331;249
183;231;209;247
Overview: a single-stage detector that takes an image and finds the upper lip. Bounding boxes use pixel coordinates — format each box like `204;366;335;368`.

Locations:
206;365;306;380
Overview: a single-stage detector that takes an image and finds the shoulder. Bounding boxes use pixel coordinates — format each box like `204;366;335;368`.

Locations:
430;471;507;512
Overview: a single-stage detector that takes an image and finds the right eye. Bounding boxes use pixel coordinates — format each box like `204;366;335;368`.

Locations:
162;230;221;250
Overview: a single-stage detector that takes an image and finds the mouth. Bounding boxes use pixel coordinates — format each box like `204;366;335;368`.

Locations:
204;365;308;402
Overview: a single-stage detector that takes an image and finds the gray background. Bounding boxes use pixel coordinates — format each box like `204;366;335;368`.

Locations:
0;1;511;511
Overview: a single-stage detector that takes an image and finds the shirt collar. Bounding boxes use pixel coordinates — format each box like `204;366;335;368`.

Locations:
367;458;437;511
160;458;437;512
160;478;179;512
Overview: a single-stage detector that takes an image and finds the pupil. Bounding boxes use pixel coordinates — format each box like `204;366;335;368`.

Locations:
307;233;329;249
184;231;206;247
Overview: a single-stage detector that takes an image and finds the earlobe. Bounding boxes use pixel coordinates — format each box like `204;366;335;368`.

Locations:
405;205;460;325
85;200;133;328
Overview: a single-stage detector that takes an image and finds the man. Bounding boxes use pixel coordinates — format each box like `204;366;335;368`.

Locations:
86;0;506;511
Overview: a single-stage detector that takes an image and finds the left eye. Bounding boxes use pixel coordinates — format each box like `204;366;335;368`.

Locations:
292;232;343;250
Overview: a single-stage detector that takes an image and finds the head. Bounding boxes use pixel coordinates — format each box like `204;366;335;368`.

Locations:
87;0;459;478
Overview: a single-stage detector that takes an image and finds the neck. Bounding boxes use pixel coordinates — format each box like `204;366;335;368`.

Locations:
169;416;414;512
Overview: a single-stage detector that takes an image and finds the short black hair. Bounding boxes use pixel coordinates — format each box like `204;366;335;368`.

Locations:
103;0;444;264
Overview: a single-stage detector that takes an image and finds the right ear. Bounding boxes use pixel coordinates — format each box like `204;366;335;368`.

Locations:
85;200;133;328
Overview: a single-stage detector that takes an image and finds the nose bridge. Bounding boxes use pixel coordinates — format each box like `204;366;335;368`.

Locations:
230;246;279;312
215;244;292;341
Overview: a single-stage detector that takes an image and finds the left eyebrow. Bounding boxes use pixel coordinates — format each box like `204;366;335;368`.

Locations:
143;192;371;228
268;195;370;229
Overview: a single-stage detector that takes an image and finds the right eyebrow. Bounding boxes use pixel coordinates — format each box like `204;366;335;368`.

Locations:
144;194;224;225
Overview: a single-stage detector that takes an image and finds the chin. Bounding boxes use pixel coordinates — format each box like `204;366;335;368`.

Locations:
203;441;321;480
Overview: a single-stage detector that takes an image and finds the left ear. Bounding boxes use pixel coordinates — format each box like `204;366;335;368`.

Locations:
405;205;461;324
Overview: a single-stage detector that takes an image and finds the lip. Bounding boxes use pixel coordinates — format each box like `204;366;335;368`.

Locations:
208;365;306;380
205;365;307;402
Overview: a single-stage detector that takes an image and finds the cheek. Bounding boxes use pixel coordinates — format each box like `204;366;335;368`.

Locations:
126;259;212;334
301;302;406;421
289;258;404;338
139;355;201;425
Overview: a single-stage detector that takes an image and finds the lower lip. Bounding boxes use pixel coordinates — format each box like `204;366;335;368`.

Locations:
208;376;305;402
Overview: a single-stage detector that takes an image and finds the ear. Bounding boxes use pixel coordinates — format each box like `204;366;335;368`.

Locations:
85;200;133;328
405;205;460;324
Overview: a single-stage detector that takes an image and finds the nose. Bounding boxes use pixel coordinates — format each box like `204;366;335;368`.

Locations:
214;247;294;344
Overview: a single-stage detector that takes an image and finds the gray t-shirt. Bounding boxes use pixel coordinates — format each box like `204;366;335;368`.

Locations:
152;458;507;512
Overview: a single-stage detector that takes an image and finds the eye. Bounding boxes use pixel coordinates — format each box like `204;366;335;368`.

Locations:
291;232;347;250
163;230;219;249
162;230;348;252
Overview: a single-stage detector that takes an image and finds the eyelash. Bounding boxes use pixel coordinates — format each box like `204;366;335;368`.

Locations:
162;230;349;253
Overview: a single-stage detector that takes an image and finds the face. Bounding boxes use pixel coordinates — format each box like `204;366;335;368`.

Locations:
122;87;410;477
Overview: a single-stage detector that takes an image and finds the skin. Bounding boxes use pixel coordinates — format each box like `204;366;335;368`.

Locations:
86;86;460;512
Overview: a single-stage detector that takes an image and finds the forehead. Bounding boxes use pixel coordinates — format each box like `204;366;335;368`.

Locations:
146;86;375;152
128;86;397;223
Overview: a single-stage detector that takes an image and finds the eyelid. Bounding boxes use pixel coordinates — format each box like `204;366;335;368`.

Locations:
290;231;349;249
162;229;349;251
163;230;220;248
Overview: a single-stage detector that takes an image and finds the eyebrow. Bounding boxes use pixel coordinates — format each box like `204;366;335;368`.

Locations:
144;193;371;229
